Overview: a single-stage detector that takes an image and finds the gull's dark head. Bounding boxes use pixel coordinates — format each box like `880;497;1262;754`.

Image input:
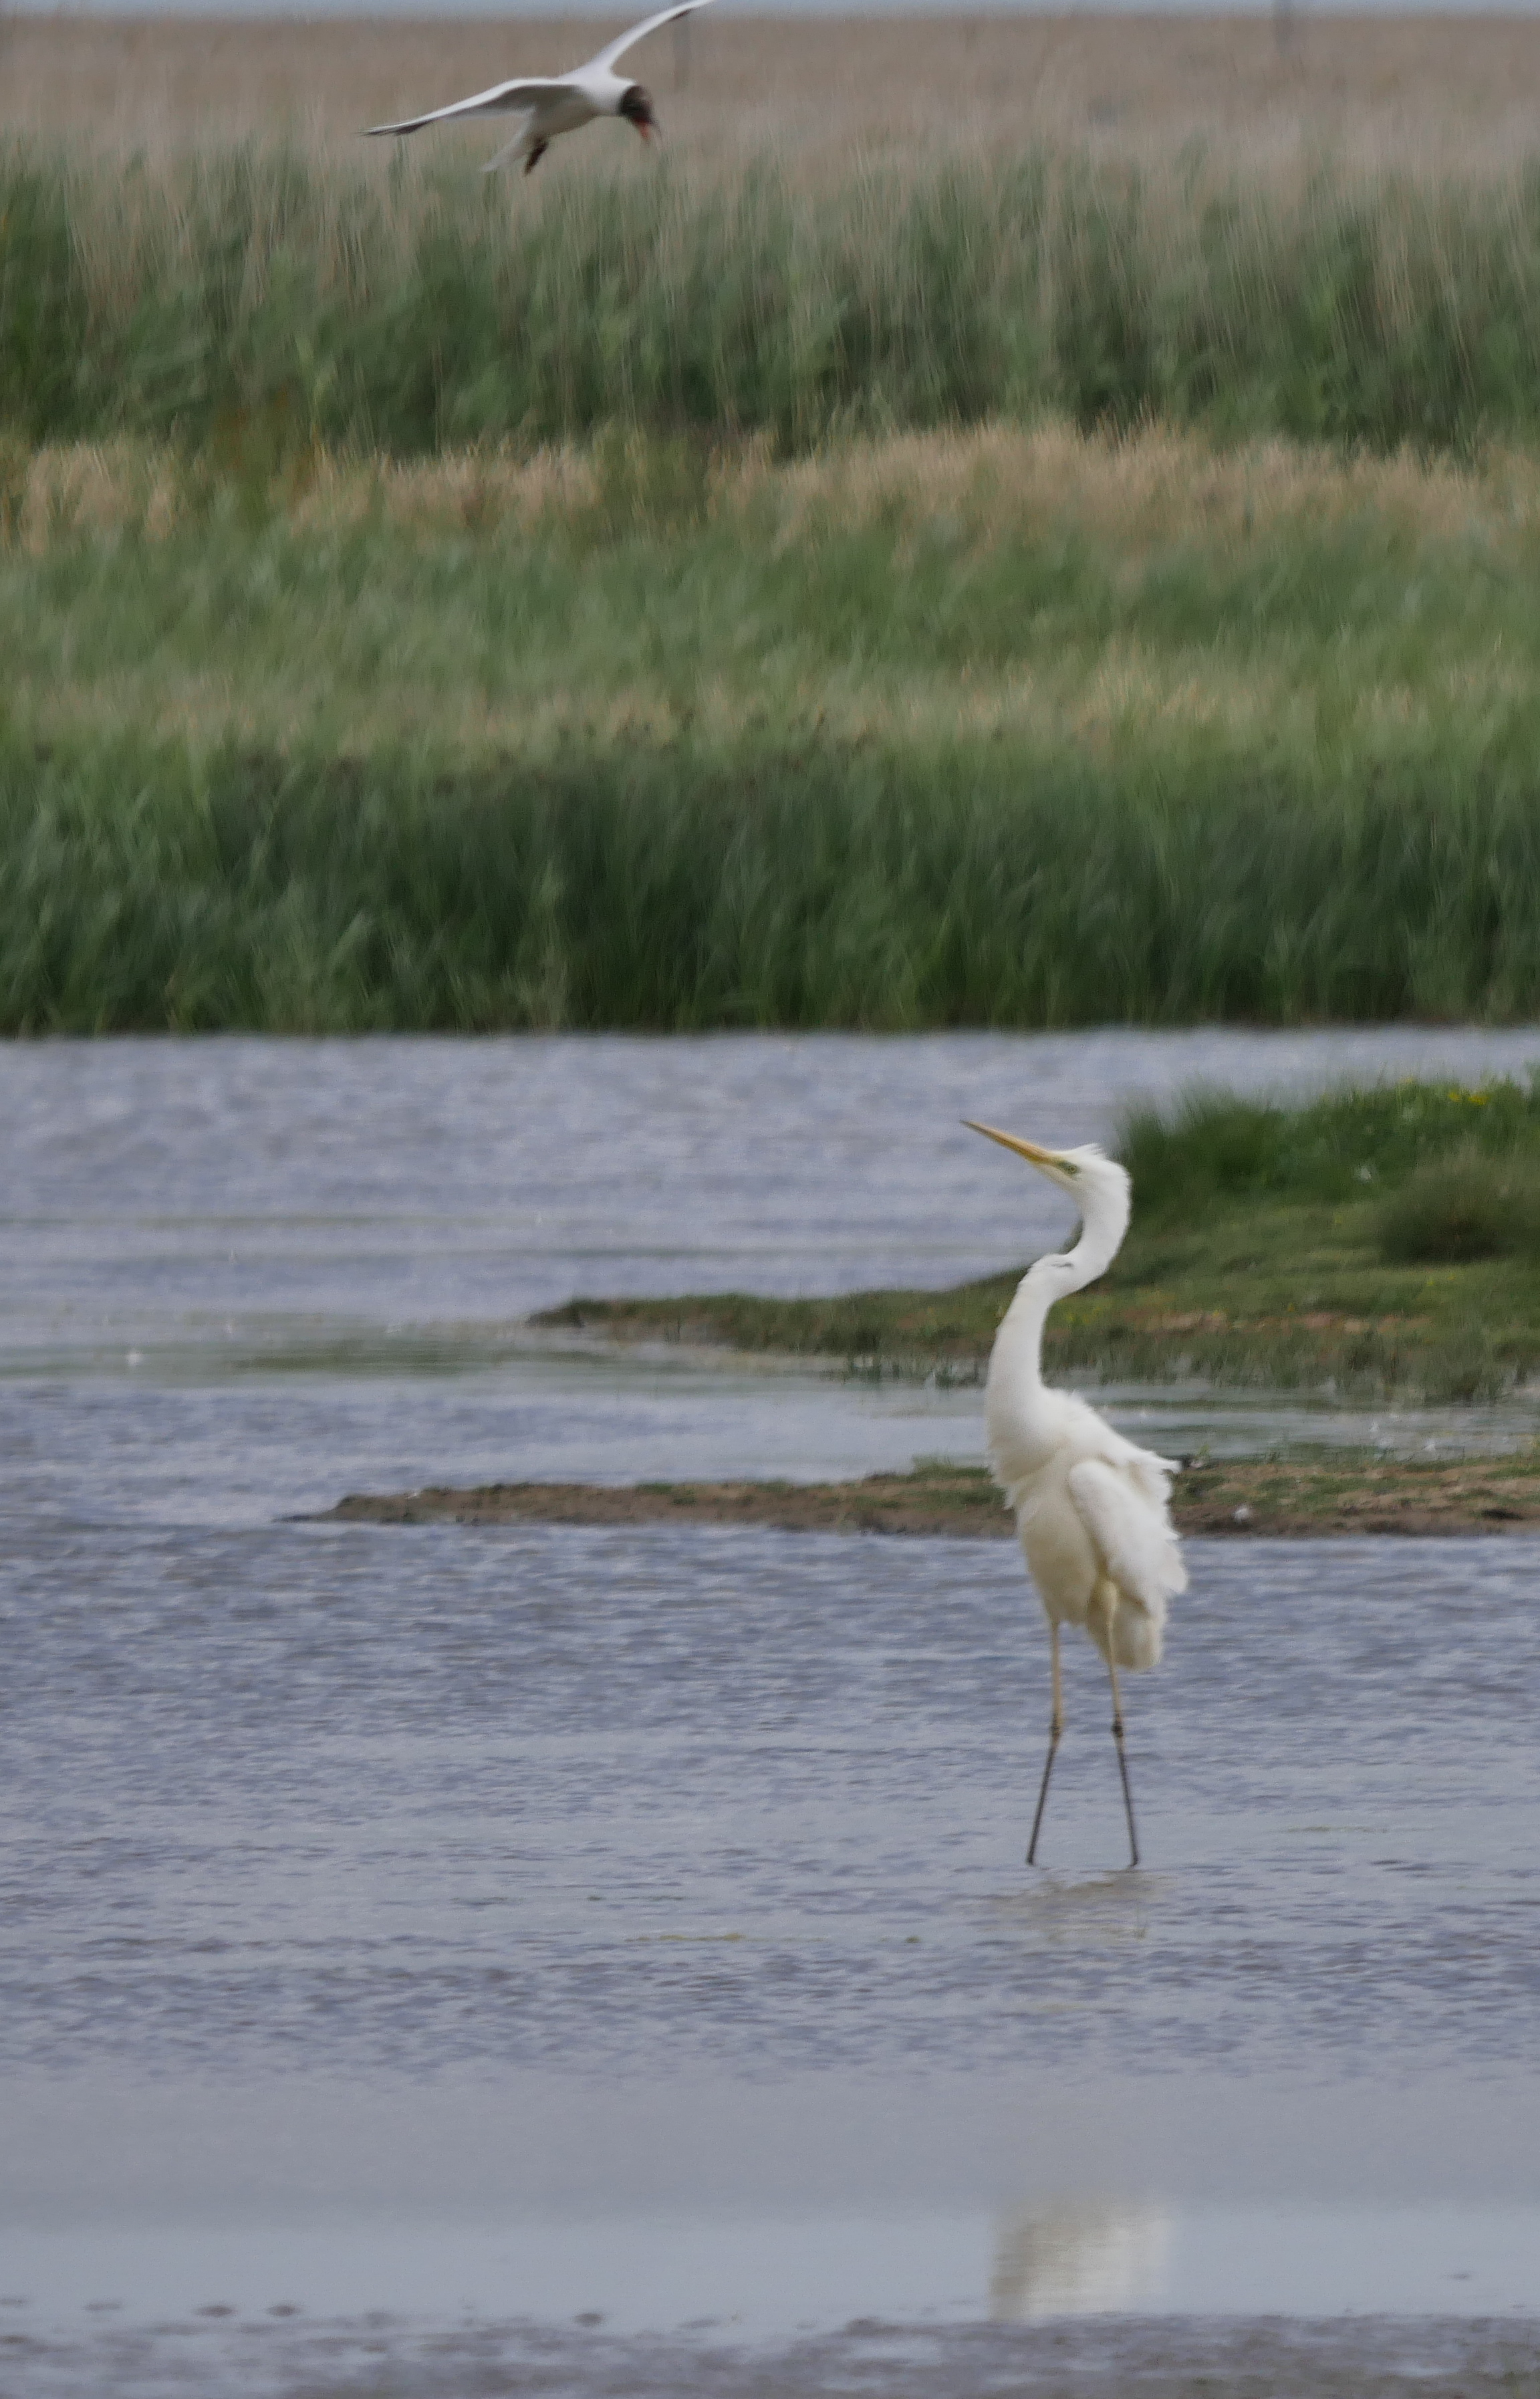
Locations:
620;83;659;140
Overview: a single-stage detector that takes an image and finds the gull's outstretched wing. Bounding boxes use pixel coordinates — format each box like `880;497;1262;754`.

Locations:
367;79;568;136
582;0;715;79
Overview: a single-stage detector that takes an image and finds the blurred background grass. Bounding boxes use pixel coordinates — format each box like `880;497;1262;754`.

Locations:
8;18;1540;1030
7;418;1540;1030
11;13;1540;177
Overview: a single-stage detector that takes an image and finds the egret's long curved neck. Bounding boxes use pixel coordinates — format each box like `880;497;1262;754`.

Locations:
995;1185;1128;1399
1060;1188;1128;1294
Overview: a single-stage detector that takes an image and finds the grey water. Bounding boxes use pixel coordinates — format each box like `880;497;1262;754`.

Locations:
5;1032;1540;2396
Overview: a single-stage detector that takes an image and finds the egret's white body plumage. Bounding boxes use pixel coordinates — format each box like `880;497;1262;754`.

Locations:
366;0;714;175
967;1123;1187;1862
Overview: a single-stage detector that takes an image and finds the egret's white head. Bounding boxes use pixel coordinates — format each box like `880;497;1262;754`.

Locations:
963;1121;1132;1274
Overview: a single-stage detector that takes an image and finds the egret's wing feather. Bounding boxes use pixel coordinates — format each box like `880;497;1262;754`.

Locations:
1066;1458;1187;1611
1118;1444;1182;1508
367;80;565;136
583;0;715;78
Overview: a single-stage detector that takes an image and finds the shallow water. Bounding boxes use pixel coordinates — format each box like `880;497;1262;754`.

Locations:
5;1518;1540;2384
5;1034;1540;2395
13;1518;1538;2082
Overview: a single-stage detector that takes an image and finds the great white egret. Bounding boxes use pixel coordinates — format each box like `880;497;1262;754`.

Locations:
366;0;714;177
965;1121;1187;1868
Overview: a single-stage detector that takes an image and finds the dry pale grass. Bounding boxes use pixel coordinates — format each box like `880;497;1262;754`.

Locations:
8;421;1537;761
0;651;1313;760
0;435;603;547
7;11;1540;175
13;421;1540;554
1;634;1513;764
756;421;1540;548
0;608;1510;766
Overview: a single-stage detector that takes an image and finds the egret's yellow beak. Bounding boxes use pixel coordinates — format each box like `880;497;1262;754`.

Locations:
962;1119;1077;1173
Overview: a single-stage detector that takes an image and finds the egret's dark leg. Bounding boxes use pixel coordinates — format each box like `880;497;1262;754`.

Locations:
1106;1651;1140;1869
1027;1623;1063;1865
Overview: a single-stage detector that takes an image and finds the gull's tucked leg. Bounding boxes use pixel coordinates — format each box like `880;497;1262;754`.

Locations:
1027;1621;1063;1866
484;120;540;173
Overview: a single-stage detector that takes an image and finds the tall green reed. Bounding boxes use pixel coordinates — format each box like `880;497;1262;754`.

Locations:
9;142;1540;452
10;731;1540;1030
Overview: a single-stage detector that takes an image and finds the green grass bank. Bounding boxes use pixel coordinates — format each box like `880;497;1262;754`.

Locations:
537;1080;1540;1400
11;142;1540;452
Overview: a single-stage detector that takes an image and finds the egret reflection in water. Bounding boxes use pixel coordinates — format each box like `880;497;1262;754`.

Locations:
990;2198;1173;2319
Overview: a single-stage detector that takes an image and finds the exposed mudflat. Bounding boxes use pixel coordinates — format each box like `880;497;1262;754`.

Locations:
324;1466;1011;1538
326;1451;1540;1539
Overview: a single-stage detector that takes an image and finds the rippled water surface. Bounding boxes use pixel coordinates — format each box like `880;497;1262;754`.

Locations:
8;1025;1540;1363
5;1034;1540;2396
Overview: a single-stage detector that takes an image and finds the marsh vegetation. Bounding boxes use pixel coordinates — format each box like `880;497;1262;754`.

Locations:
7;33;1540;1036
7;425;1540;1030
9;139;1540;452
